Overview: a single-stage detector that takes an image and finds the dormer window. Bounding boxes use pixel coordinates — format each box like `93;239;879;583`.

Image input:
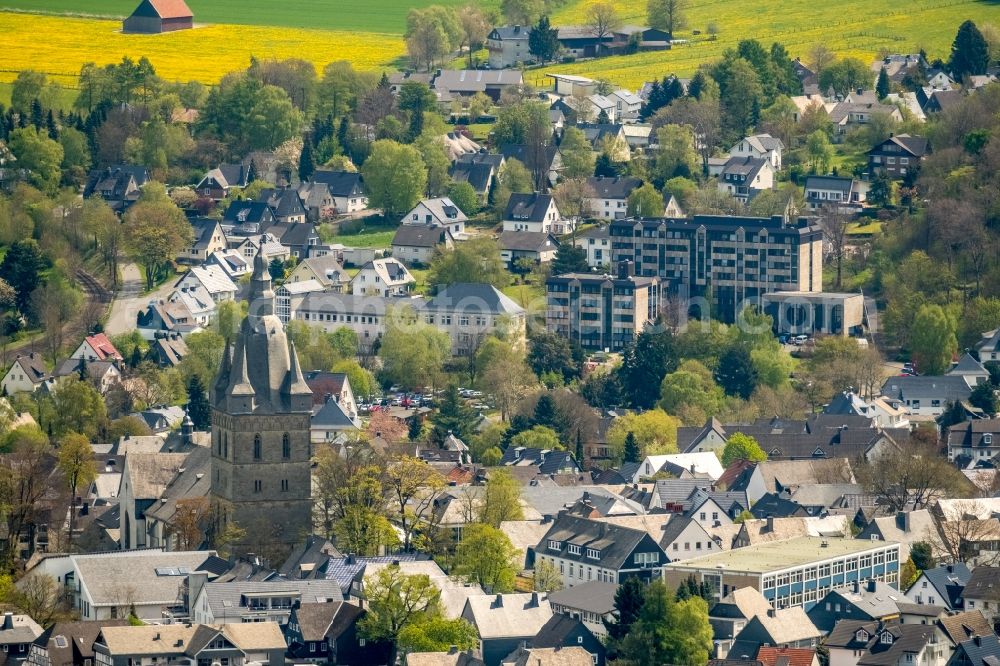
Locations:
985;434;993;445
548;540;562;551
567;544;582;555
857;630;869;642
587;548;600;559
881;632;893;645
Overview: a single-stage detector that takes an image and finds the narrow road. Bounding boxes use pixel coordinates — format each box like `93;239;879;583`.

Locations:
105;263;175;336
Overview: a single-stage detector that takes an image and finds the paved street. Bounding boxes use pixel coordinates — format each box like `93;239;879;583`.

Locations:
105;263;176;336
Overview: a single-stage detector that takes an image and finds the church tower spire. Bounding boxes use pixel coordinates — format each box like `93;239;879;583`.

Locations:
248;244;274;325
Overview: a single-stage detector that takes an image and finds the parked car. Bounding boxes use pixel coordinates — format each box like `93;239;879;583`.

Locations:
792;334;810;345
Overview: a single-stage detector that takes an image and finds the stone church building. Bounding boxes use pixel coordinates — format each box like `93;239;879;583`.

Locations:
211;248;313;549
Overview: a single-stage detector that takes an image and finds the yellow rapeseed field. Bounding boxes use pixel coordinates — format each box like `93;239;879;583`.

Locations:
534;0;1000;88
0;12;405;86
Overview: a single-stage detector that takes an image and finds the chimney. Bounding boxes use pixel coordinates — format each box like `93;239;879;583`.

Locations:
154;632;161;641
975;636;983;647
767;609;776;618
853;580;860;594
494;594;504;608
530;592;539;607
868;579;877;593
766;516;774;532
947;565;954;573
2;613;13;630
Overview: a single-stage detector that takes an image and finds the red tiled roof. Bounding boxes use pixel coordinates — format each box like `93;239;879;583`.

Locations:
756;646;816;666
148;0;193;19
717;458;756;490
85;333;123;361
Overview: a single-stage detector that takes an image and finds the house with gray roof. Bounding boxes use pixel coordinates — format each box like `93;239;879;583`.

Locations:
530;615;605;666
433;69;524;100
403;197;469;236
311;395;361;444
461;593;553;666
717;156;775;203
947;353;992;388
951;634;1000;666
948;419;1000;467
284;601;390;664
904;563;971;611
1;352;51;395
350;257;415;296
196;162;251;201
499;231;559;268
450;153;504;203
190;579;343;625
178;218;228;264
392;224;456;267
502;193;565;234
301;170;367;218
534;514;666;588
804;175;868;211
729;133;785;169
807;579;904;632
28;619;129;666
0;613;43;665
880;375;974;417
573;225;611;268
824;620;935;666
93;622;286;666
587;176;642;220
487;25;532;68
546;581;617;638
975;328;1000;363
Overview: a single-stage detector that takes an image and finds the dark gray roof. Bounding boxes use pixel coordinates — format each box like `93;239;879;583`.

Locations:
310;171;364;197
319;554;428;593
880;375;972;402
546;580;617;614
530;615;593;649
586;176;641;199
311;398;356;428
826;620;934;666
450;161;495;194
190;218;223;250
536;513;662;570
912;563;970;610
953;634;1000;666
489;25;531;40
499;447;581;475
500;144;559;170
804;176;853;193
499;231;559;252
504;192;555;223
201;580;343;619
807;580;903;632
222;200;273;225
425;283;525;316
258;187;307;219
964;566;1000;602
392;224;452;248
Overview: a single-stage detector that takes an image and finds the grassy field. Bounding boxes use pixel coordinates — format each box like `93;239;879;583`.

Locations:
0;12;403;85
0;0;485;32
326;228;396;248
526;0;1000;88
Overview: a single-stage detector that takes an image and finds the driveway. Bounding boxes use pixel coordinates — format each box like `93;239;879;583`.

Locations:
105;263;175;336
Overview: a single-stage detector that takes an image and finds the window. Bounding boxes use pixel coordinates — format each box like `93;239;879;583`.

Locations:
253;434;262;460
254;479;262;493
881;633;893;645
282;433;291;459
281;479;289;492
548;540;562;551
587;548;600;559
568;544;582;555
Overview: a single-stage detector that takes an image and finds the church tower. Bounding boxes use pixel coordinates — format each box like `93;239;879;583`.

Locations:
211;247;313;551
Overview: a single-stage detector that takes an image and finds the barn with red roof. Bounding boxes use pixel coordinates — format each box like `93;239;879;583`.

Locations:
123;0;193;34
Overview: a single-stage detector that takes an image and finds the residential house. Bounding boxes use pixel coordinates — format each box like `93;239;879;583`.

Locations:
284;601;390;665
731;607;823;650
951;635;1000;666
0;613;43;665
587;176;642;220
67;549;216;620
947;353;992;388
70;333;123;364
577;124;630;161
947;420;1000;466
868;134;929;179
268;221;320;259
573;225;611;268
880;376;974;418
136;299;201;340
206;249;250;281
350;257;415;296
92;623;286;666
824;620;937;666
546;266;660;351
610;90;642;122
534;514;667;588
935;610;993;650
52;358;121;394
403;197;469;236
710;587;775;657
168;282;217;327
546;581;617;639
729;134;785;170
718;157;775;203
904;563;971;611
804;176;868;211
529;615;605;666
500;447;581;476
499;144;562;188
222;200;275;232
391;224;456;267
450;153;504;204
190;579;344;625
178;218;228;264
305;171;367;217
960;566;1000;623
258;187;307;224
975;328;1000;363
304;370;359;414
148;332;189;368
1;352;51;394
857;510;939;561
499;231;559;269
487;25;531;68
461;593;553;666
823;390;911;430
195;163;251;200
635;452;725;483
27;619;129;666
586;94;617;123
83;165;149;212
503;193;565;234
829;100;904;138
310;396;361;443
432;70;524;101
287;255;350;291
662;536;901;608
174;265;238;303
806;579;904;632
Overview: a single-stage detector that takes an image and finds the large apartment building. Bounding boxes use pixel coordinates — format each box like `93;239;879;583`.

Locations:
608;215;823;323
546;262;660;351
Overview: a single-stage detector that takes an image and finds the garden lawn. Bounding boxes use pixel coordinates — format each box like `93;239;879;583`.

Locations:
327;228;396;249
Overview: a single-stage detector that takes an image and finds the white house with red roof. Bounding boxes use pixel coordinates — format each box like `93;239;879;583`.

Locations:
70;333;123;364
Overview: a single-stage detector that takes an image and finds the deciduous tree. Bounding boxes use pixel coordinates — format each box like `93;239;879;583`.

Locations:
451;523;519;592
361;140;427;218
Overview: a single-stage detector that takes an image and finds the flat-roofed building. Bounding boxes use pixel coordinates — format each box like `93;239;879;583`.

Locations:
662;536;900;610
761;291;866;337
